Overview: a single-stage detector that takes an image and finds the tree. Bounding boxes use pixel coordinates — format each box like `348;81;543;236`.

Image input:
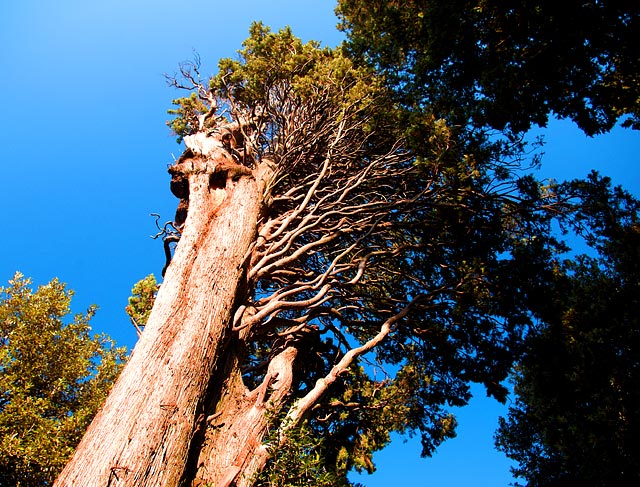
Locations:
55;24;569;487
495;174;640;486
125;274;158;336
337;0;640;135
0;273;125;486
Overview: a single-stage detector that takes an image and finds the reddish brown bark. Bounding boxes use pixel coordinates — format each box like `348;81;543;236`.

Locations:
189;345;298;487
55;134;273;487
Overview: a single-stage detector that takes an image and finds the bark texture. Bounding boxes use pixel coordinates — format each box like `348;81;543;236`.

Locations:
189;345;298;487
55;134;272;487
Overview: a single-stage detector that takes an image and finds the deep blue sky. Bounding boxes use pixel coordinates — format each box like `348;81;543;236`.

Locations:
1;2;638;486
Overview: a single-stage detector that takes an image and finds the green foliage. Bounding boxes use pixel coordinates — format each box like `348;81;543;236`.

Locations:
0;273;126;486
212;23;326;102
256;419;359;487
314;363;458;466
256;362;459;486
210;22;382;111
495;175;640;486
125;274;157;329
167;92;209;143
338;0;640;135
167;22;391;150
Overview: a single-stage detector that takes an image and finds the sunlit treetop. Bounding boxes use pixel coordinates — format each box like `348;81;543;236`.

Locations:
168;22;389;153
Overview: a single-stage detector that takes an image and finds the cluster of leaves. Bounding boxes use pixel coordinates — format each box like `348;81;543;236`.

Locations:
168;22;390;169
0;273;126;486
311;363;458;469
496;174;640;486
255;418;358;487
124;274;157;332
337;0;640;135
167;92;209;143
210;22;382;114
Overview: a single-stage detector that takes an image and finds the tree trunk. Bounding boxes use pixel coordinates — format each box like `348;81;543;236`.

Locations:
55;139;273;487
188;345;298;487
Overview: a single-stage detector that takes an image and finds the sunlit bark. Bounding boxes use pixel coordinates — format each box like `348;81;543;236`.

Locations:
55;131;272;487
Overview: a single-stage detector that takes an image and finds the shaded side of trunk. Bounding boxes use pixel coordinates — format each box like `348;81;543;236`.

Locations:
55;151;270;487
189;345;299;487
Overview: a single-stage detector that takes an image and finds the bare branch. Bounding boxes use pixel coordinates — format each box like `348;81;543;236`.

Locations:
278;295;425;437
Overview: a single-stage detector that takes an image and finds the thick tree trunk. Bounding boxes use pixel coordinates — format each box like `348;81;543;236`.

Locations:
55;140;272;487
187;345;298;487
191;343;298;487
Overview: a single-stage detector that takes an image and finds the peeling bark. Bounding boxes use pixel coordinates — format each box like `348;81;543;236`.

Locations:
55;136;273;487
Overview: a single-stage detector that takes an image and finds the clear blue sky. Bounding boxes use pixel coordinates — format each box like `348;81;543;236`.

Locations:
1;2;638;486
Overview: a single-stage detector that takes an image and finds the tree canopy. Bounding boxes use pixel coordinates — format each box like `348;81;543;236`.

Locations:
162;23;576;481
0;273;125;486
335;2;640;484
337;0;640;135
496;174;640;486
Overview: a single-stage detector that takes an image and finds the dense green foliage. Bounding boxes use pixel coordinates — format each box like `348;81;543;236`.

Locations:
496;175;640;486
255;416;356;487
337;0;640;135
125;274;158;333
0;273;126;486
337;2;640;484
167;92;209;144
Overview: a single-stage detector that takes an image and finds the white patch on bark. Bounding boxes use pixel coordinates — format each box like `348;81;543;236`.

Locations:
184;132;225;157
